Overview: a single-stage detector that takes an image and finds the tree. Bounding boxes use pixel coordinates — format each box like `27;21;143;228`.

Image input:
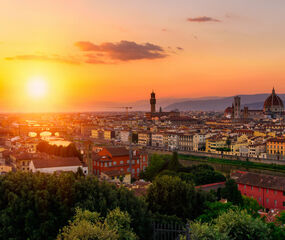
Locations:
0;172;151;240
185;210;272;240
197;201;236;223
57;208;136;240
168;152;181;171
104;208;137;240
139;154;168;181
182;221;222;240
276;211;285;225
215;210;271;240
221;179;243;205
146;175;199;220
242;196;262;218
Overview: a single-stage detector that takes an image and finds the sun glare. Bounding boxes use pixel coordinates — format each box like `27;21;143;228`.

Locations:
27;77;48;99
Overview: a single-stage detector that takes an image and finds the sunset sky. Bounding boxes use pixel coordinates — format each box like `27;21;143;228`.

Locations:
1;0;285;112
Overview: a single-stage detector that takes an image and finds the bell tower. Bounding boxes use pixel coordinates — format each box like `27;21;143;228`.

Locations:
150;91;156;113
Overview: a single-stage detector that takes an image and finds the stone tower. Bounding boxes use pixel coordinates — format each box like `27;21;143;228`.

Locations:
234;96;241;119
150;91;156;113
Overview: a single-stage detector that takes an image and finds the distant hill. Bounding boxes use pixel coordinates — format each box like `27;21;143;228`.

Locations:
164;94;285;112
82;97;222;112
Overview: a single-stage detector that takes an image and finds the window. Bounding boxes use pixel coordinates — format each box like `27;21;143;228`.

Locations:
137;160;139;164
120;161;124;164
275;200;277;206
137;168;140;172
266;198;269;203
244;185;246;189
109;162;112;166
251;186;253;190
274;190;277;195
143;156;146;162
113;161;117;165
105;163;107;167
259;188;261;192
258;197;261;202
283;191;285;196
283;202;285;207
266;189;269;193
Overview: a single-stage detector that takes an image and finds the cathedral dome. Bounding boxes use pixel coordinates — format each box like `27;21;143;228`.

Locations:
263;88;284;113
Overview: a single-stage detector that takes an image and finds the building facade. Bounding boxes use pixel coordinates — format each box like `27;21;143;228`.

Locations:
233;171;285;210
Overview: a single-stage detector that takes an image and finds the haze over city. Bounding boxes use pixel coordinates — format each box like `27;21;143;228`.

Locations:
3;1;285;240
1;0;285;112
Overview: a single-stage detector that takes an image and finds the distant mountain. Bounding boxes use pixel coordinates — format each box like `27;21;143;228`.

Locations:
82;97;222;112
164;94;285;112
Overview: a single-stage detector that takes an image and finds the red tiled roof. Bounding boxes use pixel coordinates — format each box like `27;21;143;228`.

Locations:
32;156;82;169
105;147;129;157
232;171;285;191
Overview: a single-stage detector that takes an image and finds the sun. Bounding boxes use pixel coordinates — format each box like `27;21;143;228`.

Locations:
27;77;48;99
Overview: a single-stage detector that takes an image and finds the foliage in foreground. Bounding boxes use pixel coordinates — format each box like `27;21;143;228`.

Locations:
146;175;215;220
57;208;136;240
0;172;150;240
184;210;273;240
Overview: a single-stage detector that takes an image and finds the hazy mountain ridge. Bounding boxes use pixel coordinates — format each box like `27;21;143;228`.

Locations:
164;94;285;112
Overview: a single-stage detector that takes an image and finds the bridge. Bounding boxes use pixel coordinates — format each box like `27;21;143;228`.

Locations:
18;125;67;137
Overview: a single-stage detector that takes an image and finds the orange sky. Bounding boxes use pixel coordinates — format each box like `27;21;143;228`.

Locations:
1;0;285;112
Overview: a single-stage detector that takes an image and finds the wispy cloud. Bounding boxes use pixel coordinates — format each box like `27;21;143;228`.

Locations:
5;54;80;64
187;16;221;23
75;40;167;61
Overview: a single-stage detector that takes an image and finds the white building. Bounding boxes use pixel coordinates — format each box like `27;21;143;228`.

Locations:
193;134;206;151
29;156;88;175
138;132;151;146
120;131;130;143
165;133;179;151
151;133;164;148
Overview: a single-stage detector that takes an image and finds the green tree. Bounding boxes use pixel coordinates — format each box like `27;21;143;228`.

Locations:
105;208;137;240
242;196;262;217
185;210;272;240
221;179;243;205
146;175;198;220
57;208;137;240
183;221;222;240
215;209;271;240
139;154;167;181
0;172;151;240
276;211;285;225
197;201;236;223
168;152;181;171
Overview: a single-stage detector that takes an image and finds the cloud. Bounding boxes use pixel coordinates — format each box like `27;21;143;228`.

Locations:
176;47;184;51
187;16;221;23
84;54;108;64
5;54;79;64
75;40;167;61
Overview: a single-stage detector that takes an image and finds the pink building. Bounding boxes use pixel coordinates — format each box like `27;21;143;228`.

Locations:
232;171;285;210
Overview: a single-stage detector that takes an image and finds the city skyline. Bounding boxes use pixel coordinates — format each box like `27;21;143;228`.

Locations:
1;0;285;112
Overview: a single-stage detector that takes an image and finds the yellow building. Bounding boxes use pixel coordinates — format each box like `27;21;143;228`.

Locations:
266;138;285;157
10;153;32;172
0;165;12;173
206;136;227;153
103;130;115;140
91;129;101;139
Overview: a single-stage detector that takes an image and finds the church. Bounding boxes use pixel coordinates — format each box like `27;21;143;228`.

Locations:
224;88;284;119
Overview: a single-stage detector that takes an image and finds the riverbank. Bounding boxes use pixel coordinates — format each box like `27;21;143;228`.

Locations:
179;154;285;177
